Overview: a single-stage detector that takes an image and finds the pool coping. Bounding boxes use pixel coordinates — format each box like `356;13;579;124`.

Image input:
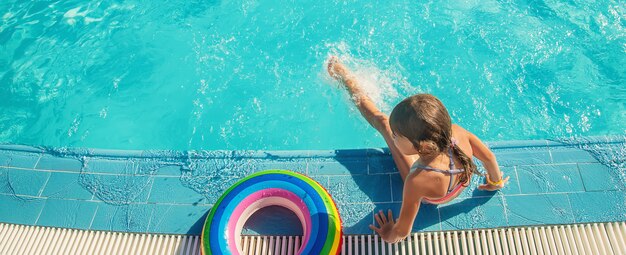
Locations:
1;135;623;159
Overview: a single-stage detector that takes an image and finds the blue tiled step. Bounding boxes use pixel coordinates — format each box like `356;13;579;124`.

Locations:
0;137;623;235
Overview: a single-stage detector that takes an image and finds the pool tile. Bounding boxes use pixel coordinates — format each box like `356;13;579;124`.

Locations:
568;191;626;223
307;150;350;158
334;149;369;158
0;194;46;225
390;174;403;202
337;202;376;234
504;194;574;227
488;140;549;149
259;150;310;158
373;202;441;232
149;177;206;204
516;164;584;194
493;150;552;166
327;175;391;203
82;174;153;204
368;156;398;174
180;173;242;204
308;159;367;175
85;159;136;174
35;155;83;172
578;163;624;191
0;168;50;197
148;204;210;234
40;172;94;200
415;203;442;232
550;147;597;164
255;160;306;174
310;175;329;188
0;152;41;169
546;140;567;147
0;167;6;191
184;159;255;177
134;159;173;175
440;196;507;230
0;152;9;166
90;203;154;232
152;165;183;176
37;199;99;229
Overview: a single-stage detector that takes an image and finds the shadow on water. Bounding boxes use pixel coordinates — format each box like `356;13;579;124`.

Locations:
332;148;495;234
188;209;210;234
172;209;210;255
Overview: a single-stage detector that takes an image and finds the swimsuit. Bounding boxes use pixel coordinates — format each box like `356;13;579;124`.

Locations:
410;147;468;204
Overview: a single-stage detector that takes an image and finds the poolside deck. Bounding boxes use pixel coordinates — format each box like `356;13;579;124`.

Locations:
2;222;625;254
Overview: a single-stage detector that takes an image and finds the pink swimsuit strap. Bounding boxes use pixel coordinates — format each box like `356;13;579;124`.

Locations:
422;182;465;204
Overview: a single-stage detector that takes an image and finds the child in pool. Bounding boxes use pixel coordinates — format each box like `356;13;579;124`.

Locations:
327;56;509;243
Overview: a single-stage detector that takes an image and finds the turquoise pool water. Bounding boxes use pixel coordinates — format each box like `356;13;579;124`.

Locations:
1;0;624;150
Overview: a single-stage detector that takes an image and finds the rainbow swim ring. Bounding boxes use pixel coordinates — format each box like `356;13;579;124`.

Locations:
201;170;343;255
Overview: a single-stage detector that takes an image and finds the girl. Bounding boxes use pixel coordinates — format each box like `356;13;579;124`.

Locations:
327;57;509;243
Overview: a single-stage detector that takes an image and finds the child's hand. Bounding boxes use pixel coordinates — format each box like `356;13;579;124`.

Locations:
478;174;510;191
369;209;399;243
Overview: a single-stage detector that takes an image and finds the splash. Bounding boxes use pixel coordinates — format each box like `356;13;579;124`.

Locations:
325;41;404;113
178;150;260;202
63;6;102;25
67;116;82;138
555;135;626;188
79;171;153;205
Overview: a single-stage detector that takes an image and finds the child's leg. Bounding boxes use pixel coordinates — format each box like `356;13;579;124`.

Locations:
328;58;416;180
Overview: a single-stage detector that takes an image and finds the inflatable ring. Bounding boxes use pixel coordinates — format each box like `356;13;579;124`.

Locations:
201;170;342;255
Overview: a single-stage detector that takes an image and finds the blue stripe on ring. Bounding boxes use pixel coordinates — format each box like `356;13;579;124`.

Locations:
208;174;330;254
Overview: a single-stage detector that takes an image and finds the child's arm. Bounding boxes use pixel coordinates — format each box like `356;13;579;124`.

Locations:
328;57;417;180
467;131;509;190
369;178;422;243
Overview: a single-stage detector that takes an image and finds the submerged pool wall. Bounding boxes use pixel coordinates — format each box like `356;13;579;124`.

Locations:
0;136;624;235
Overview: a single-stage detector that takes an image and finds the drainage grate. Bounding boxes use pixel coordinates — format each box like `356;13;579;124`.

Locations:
0;222;624;254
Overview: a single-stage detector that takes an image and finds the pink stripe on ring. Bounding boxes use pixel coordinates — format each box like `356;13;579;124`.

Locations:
226;188;313;254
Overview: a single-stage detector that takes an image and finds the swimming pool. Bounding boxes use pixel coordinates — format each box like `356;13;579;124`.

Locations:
1;0;624;151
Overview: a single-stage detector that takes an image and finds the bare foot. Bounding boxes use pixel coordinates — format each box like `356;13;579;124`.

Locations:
327;56;351;81
327;55;365;98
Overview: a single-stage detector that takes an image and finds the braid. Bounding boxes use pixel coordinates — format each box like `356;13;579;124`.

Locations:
451;143;477;186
